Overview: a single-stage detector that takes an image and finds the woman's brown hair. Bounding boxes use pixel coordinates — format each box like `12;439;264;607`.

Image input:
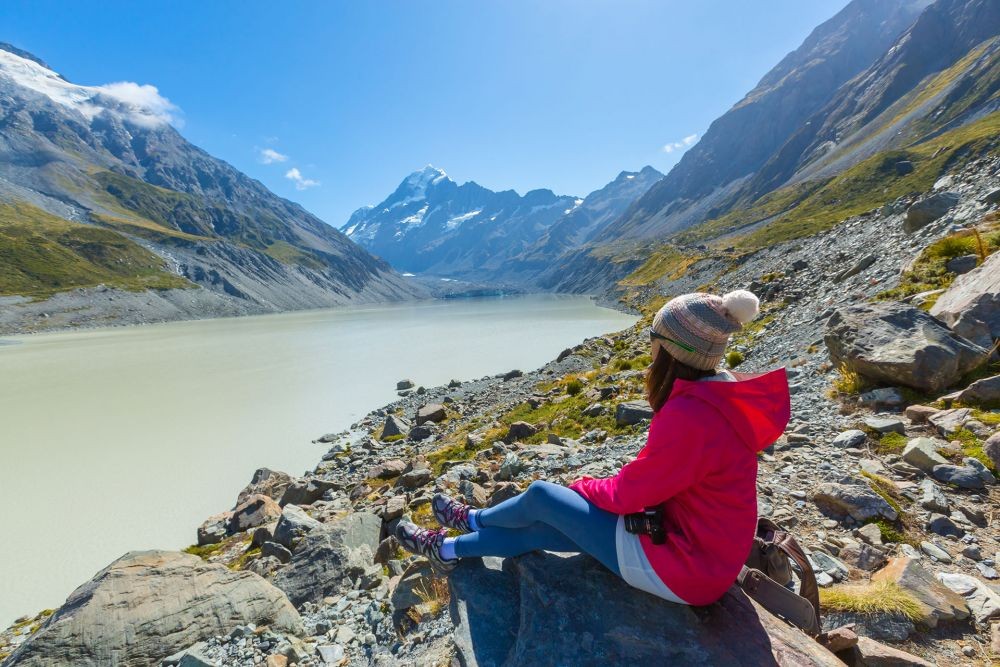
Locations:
645;346;716;412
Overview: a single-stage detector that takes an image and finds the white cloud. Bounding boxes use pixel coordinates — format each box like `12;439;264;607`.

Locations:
285;167;320;190
662;133;699;153
258;148;288;164
94;81;180;128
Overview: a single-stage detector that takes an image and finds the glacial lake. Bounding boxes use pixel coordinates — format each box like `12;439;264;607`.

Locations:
0;294;635;626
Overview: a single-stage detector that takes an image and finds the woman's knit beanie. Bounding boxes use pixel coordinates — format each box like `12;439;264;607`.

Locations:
651;290;760;370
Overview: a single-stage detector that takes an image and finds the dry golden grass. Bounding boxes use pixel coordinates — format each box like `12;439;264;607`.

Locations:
828;363;867;398
819;580;922;620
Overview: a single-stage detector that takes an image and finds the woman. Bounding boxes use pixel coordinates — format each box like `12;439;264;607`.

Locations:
395;290;790;606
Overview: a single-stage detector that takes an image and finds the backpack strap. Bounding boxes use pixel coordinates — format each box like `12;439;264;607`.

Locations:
738;566;820;635
773;532;821;632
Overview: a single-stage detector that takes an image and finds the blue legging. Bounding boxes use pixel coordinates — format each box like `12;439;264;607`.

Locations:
453;480;621;576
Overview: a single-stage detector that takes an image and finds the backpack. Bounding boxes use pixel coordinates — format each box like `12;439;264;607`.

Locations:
738;517;821;635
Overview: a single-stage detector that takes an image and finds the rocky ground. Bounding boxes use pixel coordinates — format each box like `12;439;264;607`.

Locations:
2;158;1000;666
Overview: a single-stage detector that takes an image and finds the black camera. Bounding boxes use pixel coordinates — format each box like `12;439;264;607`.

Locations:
623;506;666;544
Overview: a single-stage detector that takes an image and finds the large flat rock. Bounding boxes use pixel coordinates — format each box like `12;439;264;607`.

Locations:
930;250;1000;350
449;553;841;667
4;550;301;667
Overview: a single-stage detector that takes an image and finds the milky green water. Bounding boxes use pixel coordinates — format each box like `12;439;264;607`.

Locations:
0;294;635;626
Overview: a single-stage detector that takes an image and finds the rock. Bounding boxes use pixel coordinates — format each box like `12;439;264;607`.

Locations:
316;644;345;664
4;551;300;667
266;655;289;667
449;553;842;666
272;511;381;605
863;417;905;435
582;402;606;417
261;541;293;564
272;504;322;549
984;188;1000;205
903;191;960;232
822;610;913;642
488;482;521;506
506;421;537;441
813;482;898;522
502;369;523;381
856;523;883;546
408;424;434;440
369;459;406;479
895;160;914;175
236;468;294;505
917;479;950;514
449;378;463;388
824;303;986;392
901;438;949;472
251;524;275;548
927;513;963;537
985;432;1000;471
458;479;488;507
928;408;971;437
496;452;523;481
833;430;867;449
390;561;436;612
838;542;887;572
834;253;877;283
964;456;995;485
872;557;969;628
382;494;407;521
173;642;216;667
852;636;934;666
903;405;938;424
818;625;857;653
937;572;1000;625
246;555;282;578
810;551;850;581
956;375;1000;407
920;541;952;563
930;250;1000;349
229;494;282;533
279;477;339;507
946;254;979;275
398;466;432;490
931;464;985;489
556;348;573;362
381;414;410;439
396;379;414;390
615;400;654;426
416;403;447;425
197;511;232;546
858;388;905;410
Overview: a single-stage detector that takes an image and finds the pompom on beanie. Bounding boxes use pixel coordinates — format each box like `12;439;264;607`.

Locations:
651;290;760;370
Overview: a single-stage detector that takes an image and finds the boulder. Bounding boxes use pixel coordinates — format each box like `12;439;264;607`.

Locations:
851;636;934;666
903;191;959;232
236;468;294;506
396;379;414;390
863;417;905;435
930;250;1000;350
4;551;300;667
390;561;435;613
904;405;939;424
945;254;979;275
871;557;969;629
272;511;381;605
279;477;340;507
984;432;1000;471
416;403;447;425
369;459;407;480
936;572;1000;625
824;303;987;392
927;408;971;437
901;438;949;473
955;375;1000;407
449;553;842;666
931;464;985;489
506;421;538;442
381;414;410;439
615;400;654;426
832;429;867;449
812;482;898;522
272;504;322;549
917;479;950;514
229;494;282;533
398;466;432;490
197;511;233;546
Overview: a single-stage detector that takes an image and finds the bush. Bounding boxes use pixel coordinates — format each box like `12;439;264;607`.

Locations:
566;379;584;396
830;363;867;396
726;350;744;368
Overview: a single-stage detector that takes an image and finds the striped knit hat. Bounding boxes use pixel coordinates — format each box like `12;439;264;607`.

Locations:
651;290;760;370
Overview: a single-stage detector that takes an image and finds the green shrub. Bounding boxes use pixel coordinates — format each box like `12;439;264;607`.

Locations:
726;350;744;368
566;379;584;396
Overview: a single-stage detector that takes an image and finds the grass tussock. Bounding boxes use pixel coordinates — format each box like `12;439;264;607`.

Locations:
183;542;226;559
408;576;451;623
876;432;908;455
726;350;745;368
820;580;923;621
828;363;869;398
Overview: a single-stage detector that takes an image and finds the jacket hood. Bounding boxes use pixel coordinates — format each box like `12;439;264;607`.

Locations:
669;368;790;452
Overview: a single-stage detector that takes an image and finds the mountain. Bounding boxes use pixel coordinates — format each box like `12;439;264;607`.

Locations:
342;165;661;282
598;0;933;241
0;44;420;331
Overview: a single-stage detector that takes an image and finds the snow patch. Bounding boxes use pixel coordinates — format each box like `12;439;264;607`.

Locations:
0;49;179;127
444;209;482;230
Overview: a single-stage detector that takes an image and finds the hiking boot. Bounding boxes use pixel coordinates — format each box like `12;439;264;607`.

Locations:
395;521;457;573
432;493;474;533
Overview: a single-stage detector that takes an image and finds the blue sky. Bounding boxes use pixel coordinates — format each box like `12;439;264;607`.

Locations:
2;1;848;226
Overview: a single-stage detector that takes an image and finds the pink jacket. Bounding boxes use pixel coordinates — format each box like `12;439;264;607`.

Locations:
570;369;790;605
